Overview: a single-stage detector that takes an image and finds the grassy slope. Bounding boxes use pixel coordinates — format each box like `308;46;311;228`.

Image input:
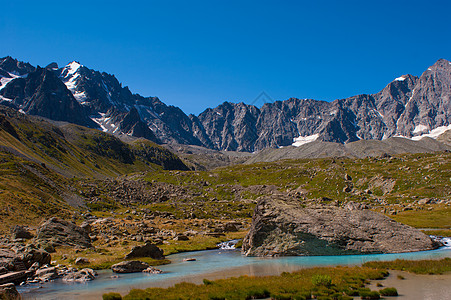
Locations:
0;106;187;232
142;152;450;229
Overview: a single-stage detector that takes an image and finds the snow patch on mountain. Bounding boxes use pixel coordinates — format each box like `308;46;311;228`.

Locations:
395;76;406;81
91;113;118;133
0;72;27;91
292;133;319;147
412;124;451;140
413;124;428;134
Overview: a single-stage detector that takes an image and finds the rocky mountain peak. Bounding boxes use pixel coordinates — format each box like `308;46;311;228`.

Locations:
1;56;450;152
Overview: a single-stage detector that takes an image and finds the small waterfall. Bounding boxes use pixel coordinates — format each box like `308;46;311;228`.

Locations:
217;239;240;250
430;235;451;247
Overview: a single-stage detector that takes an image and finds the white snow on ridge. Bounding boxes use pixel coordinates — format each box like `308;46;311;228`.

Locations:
412;124;451;140
0;72;26;91
394;76;406;81
91;113;117;133
292;133;319;147
413;124;428;134
64;61;81;76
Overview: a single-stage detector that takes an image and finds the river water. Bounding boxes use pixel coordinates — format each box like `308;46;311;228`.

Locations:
18;246;451;299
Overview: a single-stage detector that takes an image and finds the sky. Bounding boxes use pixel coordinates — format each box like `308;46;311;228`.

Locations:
1;0;450;115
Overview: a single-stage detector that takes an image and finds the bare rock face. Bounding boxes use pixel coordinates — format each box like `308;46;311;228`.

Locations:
242;197;439;256
35;217;92;248
124;242;164;259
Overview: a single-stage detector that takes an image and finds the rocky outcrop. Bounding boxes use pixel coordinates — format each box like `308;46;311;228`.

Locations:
35;217;92;248
242;197;439;256
0;246;51;271
125;242;164;259
111;261;150;273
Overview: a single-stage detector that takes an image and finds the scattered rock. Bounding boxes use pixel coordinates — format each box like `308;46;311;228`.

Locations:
173;234;189;241
142;266;163;274
35;266;58;282
111;261;149;273
182;258;196;262
344;201;368;211
74;257;90;265
125;242;164;259
418;198;432;205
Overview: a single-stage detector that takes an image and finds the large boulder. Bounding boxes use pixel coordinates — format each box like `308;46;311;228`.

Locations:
125;242;164;259
35;217;91;248
111;261;149;273
242;197;439;256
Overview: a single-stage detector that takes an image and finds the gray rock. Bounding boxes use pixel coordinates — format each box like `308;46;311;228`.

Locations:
10;226;33;240
125;242;164;259
242;197;439;256
62;268;97;282
142;266;163;274
35;266;58;281
74;257;90;265
0;283;20;300
173;234;189;241
35;217;92;248
111;261;149;273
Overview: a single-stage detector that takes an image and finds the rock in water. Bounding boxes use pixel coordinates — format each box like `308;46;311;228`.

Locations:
35;217;92;248
111;261;149;273
62;268;97;282
242;198;439;256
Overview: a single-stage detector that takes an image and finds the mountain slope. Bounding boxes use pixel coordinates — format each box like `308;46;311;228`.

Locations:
0;104;189;230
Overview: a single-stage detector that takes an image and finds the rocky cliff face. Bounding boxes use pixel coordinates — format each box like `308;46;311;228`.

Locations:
242;197;438;256
1;56;450;152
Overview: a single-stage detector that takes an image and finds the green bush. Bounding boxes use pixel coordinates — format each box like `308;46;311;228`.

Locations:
245;287;270;299
311;274;332;287
359;290;380;299
270;293;292;300
379;287;398;296
103;292;122;300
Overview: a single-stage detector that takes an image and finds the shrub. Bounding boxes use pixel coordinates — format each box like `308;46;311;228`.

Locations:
379;287;398;296
359;290;380;299
103;292;122;300
270;293;292;300
245;287;270;299
203;278;214;285
311;274;332;287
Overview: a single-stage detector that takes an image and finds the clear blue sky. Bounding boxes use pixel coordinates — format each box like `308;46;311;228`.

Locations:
1;0;450;115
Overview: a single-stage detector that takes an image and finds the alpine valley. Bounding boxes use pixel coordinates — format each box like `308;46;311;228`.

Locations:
0;56;451;299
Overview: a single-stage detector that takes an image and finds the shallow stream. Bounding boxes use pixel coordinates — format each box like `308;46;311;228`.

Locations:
18;245;451;299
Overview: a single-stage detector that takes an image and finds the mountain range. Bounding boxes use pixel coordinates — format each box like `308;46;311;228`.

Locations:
1;56;450;152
